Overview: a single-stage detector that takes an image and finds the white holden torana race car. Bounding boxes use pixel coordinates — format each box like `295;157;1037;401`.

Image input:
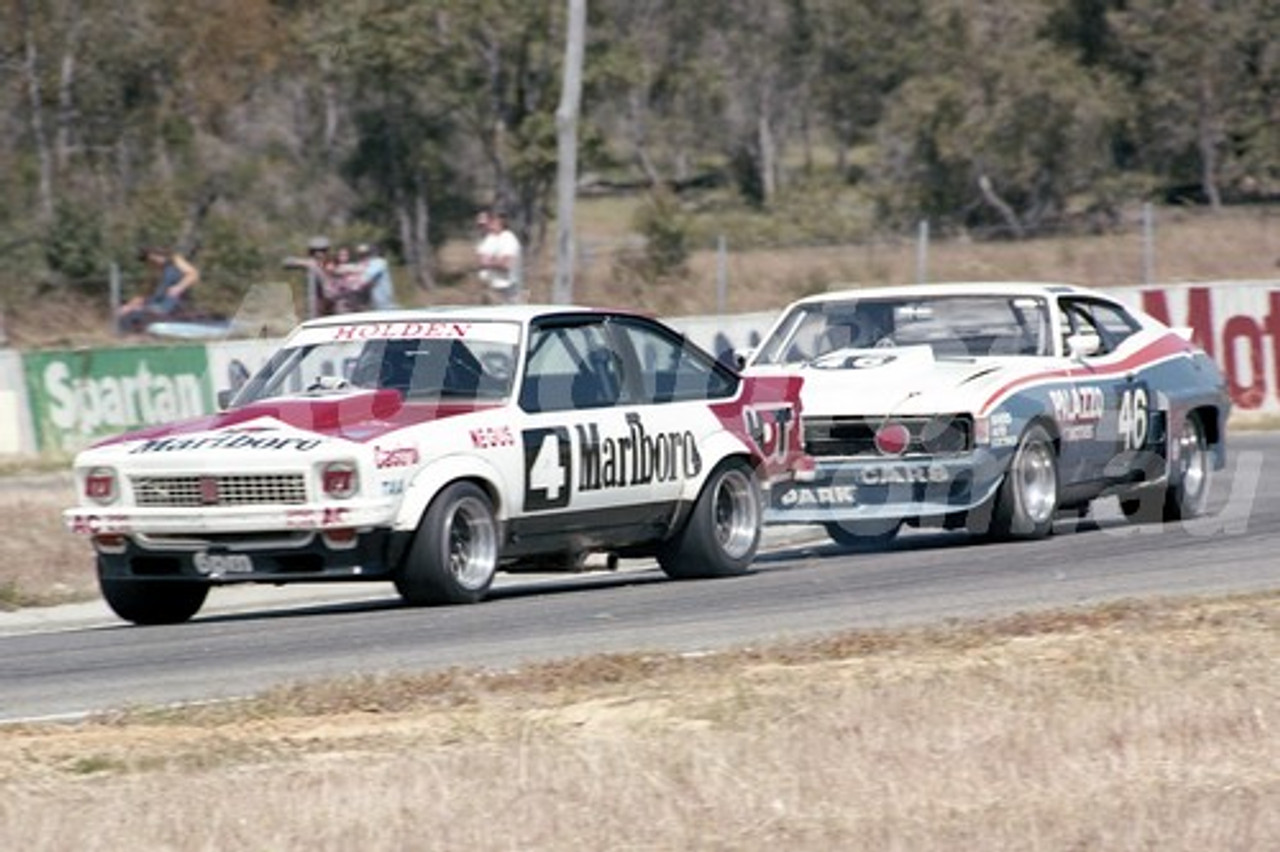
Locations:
743;282;1230;548
65;307;803;624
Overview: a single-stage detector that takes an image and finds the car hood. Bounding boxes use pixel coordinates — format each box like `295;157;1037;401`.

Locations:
748;346;1046;417
79;388;500;463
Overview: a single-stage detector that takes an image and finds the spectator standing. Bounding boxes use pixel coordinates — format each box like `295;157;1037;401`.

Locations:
118;247;200;333
284;236;337;317
356;242;398;310
475;209;523;305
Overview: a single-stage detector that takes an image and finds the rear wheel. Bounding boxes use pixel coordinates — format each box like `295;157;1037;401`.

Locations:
658;459;761;579
1123;413;1213;523
396;482;499;605
98;564;209;625
823;520;901;551
988;423;1058;540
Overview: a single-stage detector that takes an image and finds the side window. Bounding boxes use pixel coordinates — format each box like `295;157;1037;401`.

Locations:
520;320;619;413
1060;298;1139;356
612;318;738;404
1061;300;1103;355
1087;301;1140;348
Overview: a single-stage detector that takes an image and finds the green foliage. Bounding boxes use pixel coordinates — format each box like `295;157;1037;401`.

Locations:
632;189;690;279
688;176;877;250
193;214;271;314
44;201;108;288
0;0;1275;324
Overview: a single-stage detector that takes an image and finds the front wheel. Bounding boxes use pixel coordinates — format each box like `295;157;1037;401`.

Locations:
98;564;209;625
395;482;499;605
987;423;1058;540
658;459;762;579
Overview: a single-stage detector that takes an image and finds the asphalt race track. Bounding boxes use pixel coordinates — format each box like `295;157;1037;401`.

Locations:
2;432;1277;723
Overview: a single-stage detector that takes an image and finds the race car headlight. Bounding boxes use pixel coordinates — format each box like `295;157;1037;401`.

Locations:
84;467;118;505
320;461;359;499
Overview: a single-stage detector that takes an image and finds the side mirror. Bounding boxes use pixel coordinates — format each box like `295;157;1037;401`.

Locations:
216;388;236;410
734;348;756;370
1065;332;1101;359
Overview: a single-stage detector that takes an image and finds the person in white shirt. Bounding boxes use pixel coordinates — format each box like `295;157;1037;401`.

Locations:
475;209;522;304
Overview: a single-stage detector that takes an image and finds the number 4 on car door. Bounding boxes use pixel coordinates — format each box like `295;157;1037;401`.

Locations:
522;426;572;510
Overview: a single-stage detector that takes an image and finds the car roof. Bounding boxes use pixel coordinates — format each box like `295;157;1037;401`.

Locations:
297;303;648;330
788;281;1110;306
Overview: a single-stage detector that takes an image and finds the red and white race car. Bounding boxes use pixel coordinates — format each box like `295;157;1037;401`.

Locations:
65;307;803;624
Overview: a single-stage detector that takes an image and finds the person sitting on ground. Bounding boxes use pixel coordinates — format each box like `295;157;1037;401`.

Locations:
118;247;200;333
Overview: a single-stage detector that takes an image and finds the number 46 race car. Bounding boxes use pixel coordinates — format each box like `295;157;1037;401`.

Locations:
743;282;1230;548
65;307;803;625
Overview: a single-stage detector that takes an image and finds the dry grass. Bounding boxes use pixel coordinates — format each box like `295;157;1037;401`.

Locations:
0;476;91;608
7;205;1278;347
537;203;1280;316
0;594;1275;850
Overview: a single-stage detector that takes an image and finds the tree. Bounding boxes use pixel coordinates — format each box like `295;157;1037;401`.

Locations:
872;0;1127;234
1109;0;1278;208
552;0;586;303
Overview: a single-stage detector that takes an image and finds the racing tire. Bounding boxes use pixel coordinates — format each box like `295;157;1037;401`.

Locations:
1122;413;1213;524
396;482;499;605
987;423;1058;541
823;520;901;551
658;458;761;580
98;565;209;626
1164;413;1214;521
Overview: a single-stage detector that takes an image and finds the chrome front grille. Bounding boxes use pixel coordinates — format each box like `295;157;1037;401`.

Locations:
804;414;973;458
131;474;308;507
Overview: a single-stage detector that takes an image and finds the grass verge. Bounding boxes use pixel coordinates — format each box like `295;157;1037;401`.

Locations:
1;593;1276;851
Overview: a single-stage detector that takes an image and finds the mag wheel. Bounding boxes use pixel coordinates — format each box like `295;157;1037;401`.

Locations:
989;423;1058;540
1163;413;1213;521
658;458;761;579
396;482;499;605
1121;414;1213;524
98;562;209;625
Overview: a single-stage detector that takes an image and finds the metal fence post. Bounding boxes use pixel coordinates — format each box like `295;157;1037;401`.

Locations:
109;262;121;335
916;220;930;285
1142;202;1155;286
716;234;727;315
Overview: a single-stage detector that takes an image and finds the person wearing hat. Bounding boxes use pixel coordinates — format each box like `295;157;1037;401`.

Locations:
356;242;398;310
284;236;336;317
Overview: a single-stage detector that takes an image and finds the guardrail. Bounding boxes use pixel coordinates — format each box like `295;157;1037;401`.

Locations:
2;280;1276;457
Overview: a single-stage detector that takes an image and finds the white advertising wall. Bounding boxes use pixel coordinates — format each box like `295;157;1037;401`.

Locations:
0;349;35;455
4;279;1277;458
1110;281;1280;417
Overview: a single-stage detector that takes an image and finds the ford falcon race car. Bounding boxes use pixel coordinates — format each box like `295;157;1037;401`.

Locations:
66;307;803;625
743;282;1229;548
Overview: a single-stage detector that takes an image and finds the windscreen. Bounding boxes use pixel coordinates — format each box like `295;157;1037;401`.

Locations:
753;295;1051;365
230;319;521;405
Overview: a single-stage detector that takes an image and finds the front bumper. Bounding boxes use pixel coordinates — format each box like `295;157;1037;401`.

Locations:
764;452;1006;525
64;498;398;537
94;528;407;584
66;498;408;584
